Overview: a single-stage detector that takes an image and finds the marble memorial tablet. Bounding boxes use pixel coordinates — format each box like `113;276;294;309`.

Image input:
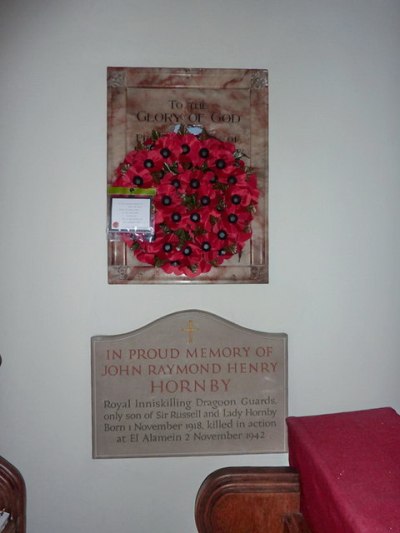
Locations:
91;310;287;458
107;67;268;284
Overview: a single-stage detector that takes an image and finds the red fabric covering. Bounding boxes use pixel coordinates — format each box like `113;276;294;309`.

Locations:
287;408;400;533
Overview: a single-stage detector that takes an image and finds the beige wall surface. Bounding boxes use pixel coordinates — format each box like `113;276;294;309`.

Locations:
0;1;399;532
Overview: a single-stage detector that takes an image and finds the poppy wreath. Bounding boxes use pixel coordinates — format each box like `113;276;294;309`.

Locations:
111;128;259;278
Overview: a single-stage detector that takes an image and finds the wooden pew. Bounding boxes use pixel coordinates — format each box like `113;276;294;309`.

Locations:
0;456;26;533
195;466;311;533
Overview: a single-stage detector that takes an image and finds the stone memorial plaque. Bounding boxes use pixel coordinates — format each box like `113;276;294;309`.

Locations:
107;67;268;284
92;310;287;458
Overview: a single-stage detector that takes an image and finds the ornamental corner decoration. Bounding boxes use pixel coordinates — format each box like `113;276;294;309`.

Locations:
107;67;268;284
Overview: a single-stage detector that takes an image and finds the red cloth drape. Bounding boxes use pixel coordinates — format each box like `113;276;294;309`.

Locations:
287;407;400;533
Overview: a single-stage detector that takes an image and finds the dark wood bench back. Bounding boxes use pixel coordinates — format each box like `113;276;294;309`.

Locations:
195;466;308;533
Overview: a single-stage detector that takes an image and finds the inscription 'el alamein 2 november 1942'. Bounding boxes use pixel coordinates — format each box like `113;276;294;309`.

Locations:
91;310;287;458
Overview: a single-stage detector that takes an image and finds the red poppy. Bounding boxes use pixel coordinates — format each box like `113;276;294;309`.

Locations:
217;166;248;188
128;147;164;174
153;182;182;225
193;179;219;213
227;181;259;208
152;133;181;165
177;134;202;166
125;166;156;188
203;139;237;172
218;208;254;244
135;231;180;266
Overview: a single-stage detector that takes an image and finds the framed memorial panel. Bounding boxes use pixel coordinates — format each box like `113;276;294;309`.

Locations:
107;67;268;284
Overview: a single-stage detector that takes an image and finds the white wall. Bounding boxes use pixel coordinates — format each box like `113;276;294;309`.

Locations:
1;0;399;531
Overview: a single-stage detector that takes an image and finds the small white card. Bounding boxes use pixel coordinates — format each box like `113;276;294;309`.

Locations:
110;197;152;232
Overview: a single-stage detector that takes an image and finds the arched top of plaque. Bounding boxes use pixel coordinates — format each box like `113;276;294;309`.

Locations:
91;310;287;458
92;309;286;345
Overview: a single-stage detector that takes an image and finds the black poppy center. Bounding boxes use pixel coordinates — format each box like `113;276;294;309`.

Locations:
183;246;192;256
181;144;190;154
199;148;209;158
190;213;200;223
171;179;181;189
171;212;181;222
144;159;154;169
162;195;172;206
160;148;171;158
231;194;242;205
163;243;173;253
216;159;226;169
200;196;211;206
190;179;200;189
228;214;238;223
228;175;237;185
133;175;143;186
202;242;211;251
218;230;227;240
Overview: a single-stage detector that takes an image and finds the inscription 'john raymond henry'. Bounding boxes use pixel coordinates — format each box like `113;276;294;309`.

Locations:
91;310;287;458
101;344;276;394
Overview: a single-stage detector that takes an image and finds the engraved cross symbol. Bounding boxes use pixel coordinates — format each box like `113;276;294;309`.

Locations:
182;320;198;344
